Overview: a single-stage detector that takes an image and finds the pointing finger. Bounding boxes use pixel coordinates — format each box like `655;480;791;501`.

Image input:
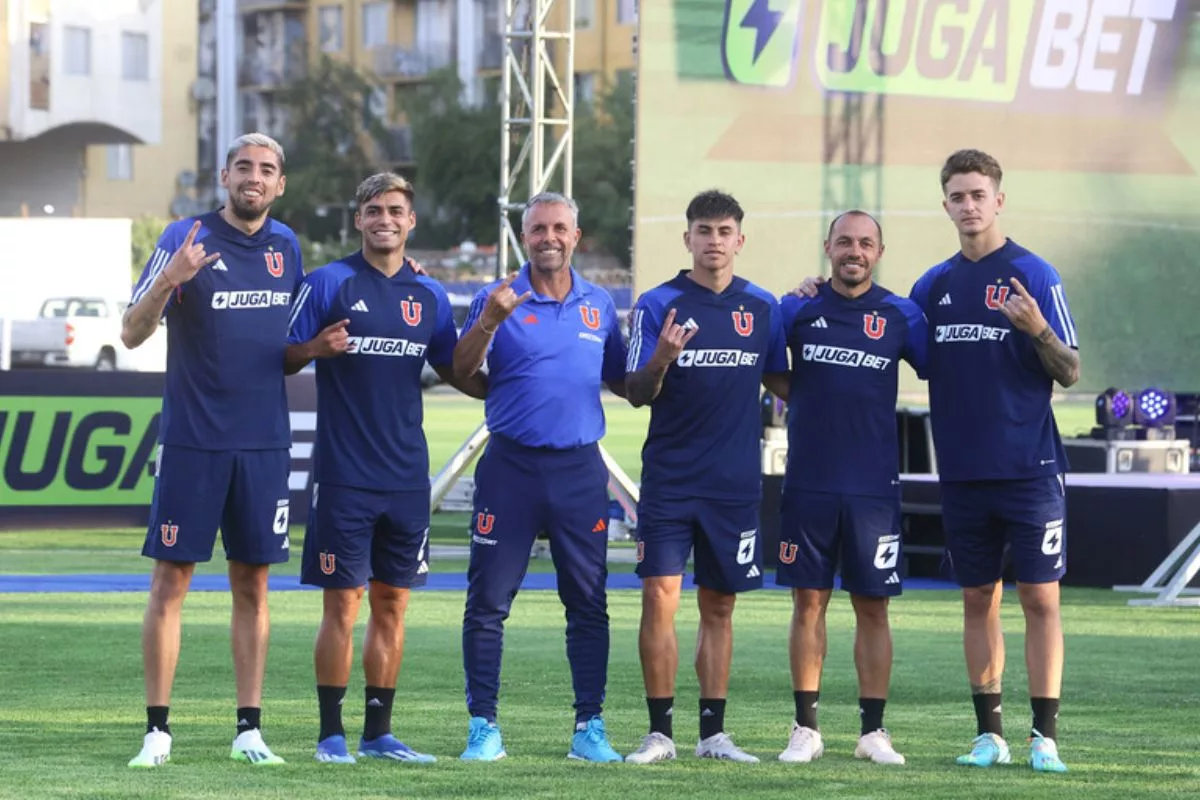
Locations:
513;290;533;306
662;308;677;329
182;220;201;247
203;252;221;266
328;318;351;332
500;271;520;288
1009;277;1032;299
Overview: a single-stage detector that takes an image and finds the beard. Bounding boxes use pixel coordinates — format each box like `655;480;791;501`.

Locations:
227;188;272;221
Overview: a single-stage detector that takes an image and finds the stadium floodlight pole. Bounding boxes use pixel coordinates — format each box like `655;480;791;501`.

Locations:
496;0;575;279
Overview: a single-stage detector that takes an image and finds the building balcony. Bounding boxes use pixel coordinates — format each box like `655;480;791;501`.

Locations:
372;42;454;80
382;125;414;164
238;55;307;88
237;0;309;10
2;3;163;144
478;34;504;71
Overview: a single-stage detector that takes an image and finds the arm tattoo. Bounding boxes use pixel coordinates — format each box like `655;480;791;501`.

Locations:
1033;325;1080;388
626;362;670;408
971;678;1003;694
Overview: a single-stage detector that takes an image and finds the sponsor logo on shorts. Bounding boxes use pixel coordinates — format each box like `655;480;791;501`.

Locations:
319;551;336;575
874;534;900;570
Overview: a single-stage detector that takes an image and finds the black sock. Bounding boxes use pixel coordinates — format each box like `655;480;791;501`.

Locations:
699;698;726;741
146;706;170;735
859;697;886;735
317;685;347;741
972;692;1003;737
236;707;261;736
1031;697;1060;740
363;686;395;741
794;690;820;730
647;696;674;739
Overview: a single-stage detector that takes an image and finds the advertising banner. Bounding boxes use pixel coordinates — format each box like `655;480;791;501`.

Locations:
0;371;318;530
635;1;1200;392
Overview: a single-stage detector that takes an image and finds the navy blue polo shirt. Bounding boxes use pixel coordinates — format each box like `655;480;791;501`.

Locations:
463;263;627;449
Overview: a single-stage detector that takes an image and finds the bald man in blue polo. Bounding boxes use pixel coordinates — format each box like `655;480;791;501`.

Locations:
452;192;628;763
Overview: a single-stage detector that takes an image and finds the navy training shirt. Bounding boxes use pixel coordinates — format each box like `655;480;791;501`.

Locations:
628;271;788;502
462;263;627;449
130;210;303;451
780;282;928;498
910;239;1080;482
287;252;458;491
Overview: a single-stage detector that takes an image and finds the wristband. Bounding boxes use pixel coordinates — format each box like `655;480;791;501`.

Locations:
480;319;498;335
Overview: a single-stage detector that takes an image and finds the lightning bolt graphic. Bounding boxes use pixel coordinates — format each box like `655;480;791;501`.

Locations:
740;0;784;63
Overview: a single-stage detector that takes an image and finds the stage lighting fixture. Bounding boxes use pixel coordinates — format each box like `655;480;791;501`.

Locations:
1095;388;1133;429
1133;387;1176;428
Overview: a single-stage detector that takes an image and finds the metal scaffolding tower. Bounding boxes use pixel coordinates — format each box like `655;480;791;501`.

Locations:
496;0;576;278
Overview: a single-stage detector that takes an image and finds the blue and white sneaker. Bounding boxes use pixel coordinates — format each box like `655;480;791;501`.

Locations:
460;716;506;761
315;734;356;764
568;717;623;763
956;733;1012;767
358;733;437;763
1029;731;1068;773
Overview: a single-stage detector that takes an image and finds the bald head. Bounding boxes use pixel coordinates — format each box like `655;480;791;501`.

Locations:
827;210;882;244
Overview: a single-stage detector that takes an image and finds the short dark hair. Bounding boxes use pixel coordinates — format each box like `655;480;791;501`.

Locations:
940;149;1003;191
686;190;744;227
826;210;882;244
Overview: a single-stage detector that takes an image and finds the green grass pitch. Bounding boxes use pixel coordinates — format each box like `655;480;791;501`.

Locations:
2;395;1193;799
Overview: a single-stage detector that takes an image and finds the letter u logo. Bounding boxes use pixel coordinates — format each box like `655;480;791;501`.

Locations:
732;311;754;336
985;285;1010;310
160;524;178;547
401;300;422;326
319;552;336;575
778;542;798;565
476;513;495;535
264;252;284;277
863;313;886;340
579;305;601;330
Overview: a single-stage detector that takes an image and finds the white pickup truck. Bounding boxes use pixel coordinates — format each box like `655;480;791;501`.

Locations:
3;296;166;371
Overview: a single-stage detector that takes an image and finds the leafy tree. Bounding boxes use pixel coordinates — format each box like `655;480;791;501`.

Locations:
401;68;502;249
274;55;392;238
130;215;171;282
567;76;635;268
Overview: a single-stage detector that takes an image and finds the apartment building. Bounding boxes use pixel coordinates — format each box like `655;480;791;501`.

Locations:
0;0;198;219
235;0;637;170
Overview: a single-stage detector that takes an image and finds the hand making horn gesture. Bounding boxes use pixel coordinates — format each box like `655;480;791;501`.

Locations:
163;220;221;287
479;272;533;331
997;277;1048;337
651;308;699;365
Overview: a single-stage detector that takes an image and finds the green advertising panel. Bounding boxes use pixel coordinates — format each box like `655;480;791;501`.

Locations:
639;0;1200;394
0;396;161;506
